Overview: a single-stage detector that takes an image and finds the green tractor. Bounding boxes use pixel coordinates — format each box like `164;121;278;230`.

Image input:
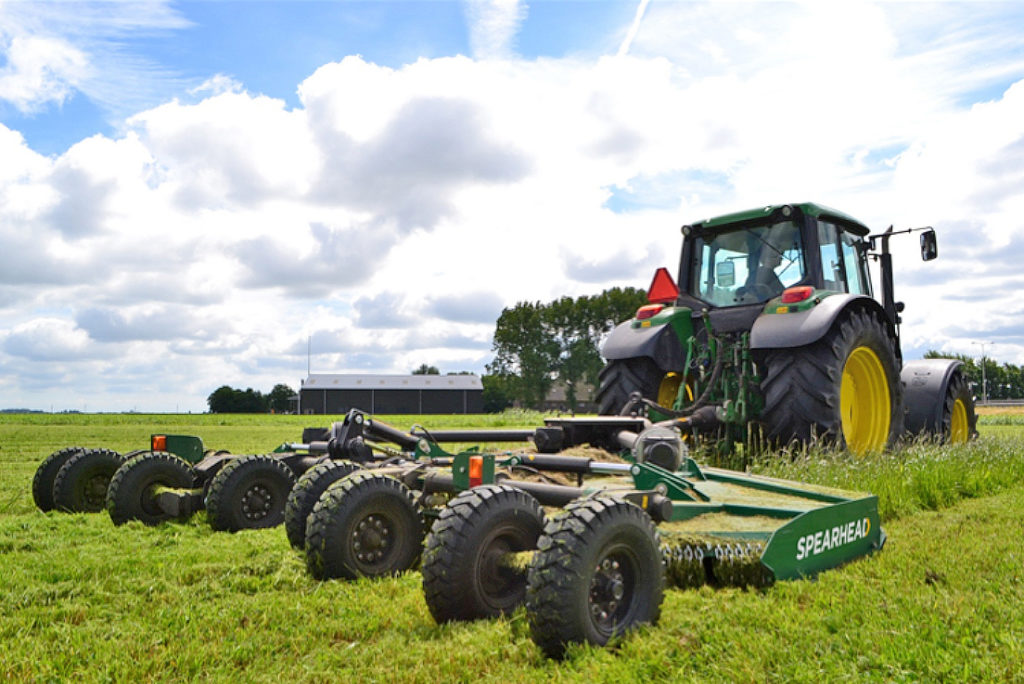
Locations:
596;202;976;455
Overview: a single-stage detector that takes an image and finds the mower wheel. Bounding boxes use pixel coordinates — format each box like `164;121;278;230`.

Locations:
32;447;86;511
526;497;664;659
205;455;296;532
284;460;362;549
760;307;902;455
53;448;125;513
107;451;196;526
305;471;423;581
596;357;682;416
422;485;545;622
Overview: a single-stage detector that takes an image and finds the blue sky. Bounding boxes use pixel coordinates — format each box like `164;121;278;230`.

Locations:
2;0;1024;412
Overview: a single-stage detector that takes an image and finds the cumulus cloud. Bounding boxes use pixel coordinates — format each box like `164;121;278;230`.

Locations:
0;35;88;112
3;2;1024;411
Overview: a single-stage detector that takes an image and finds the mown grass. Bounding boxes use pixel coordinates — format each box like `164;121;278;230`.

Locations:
2;414;1023;681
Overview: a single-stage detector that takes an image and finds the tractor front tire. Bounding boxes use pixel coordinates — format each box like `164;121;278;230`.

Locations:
53;448;124;513
526;498;664;659
941;371;978;443
284;460;362;550
205;455;296;532
596;358;676;415
32;447;86;512
305;472;423;581
107;451;196;526
422;485;545;623
759;308;902;454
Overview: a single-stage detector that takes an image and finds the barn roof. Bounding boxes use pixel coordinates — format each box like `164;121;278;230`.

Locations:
302;374;483;391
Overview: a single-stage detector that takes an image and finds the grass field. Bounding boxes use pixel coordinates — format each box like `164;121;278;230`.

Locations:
2;413;1023;681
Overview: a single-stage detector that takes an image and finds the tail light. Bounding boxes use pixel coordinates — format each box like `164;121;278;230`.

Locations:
636;304;664;320
152;435;167;451
781;286;814;304
469;455;483;487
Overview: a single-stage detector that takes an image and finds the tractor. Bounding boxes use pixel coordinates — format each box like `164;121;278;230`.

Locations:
594;202;976;456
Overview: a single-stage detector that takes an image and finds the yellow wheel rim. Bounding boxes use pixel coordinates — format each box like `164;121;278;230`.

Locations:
840;346;891;455
950;398;968;444
657;372;693;410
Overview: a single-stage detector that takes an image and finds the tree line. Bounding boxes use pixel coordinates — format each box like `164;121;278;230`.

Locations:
483;287;648;411
924;351;1024;400
207;384;296;413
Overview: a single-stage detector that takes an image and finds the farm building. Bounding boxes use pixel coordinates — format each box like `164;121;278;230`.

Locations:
298;374;484;415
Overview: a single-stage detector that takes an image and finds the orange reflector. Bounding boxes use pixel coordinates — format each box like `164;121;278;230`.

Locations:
152;435;167;451
636;304;664;320
647;267;680;304
468;455;483;487
781;286;814;304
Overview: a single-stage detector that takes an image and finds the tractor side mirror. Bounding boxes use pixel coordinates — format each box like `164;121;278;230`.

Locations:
920;228;937;261
715;261;735;287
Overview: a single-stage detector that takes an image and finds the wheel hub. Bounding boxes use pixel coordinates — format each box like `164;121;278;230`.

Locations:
352;514;392;564
589;556;627;627
241;484;273;521
84;475;108;508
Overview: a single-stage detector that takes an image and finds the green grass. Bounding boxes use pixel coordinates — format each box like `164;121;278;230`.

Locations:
2;414;1023;681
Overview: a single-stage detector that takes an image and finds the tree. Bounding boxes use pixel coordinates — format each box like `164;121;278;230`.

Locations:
412;364;440;375
267;384;296;413
481;373;514;413
207;385;270;413
488;301;559;409
487;287;647;411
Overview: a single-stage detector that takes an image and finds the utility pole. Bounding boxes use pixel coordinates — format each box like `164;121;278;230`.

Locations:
972;341;993;405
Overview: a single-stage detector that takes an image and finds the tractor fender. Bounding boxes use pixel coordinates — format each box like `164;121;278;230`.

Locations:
750;294;885;349
601;319;686;371
901;358;963;434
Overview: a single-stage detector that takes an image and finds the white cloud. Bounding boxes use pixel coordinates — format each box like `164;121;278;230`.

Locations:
0;35;88;112
463;0;527;60
2;2;1024;411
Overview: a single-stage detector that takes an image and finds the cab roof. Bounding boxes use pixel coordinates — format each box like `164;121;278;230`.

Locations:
688;202;871;236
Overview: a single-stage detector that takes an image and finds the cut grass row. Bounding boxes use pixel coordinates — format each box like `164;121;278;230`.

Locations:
1;414;1023;681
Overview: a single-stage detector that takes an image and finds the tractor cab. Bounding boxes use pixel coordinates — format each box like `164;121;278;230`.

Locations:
676;203;874;311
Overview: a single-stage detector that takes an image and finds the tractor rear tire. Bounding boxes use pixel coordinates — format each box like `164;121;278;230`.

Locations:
596;358;673;415
284;460;362;550
107;451;196;526
32;447;86;512
759;307;902;454
53;448;124;513
305;472;423;581
205;455;296;532
422;485;545;623
526;498;664;659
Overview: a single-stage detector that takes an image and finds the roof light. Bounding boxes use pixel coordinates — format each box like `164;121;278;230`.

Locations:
636;304;664;320
152;435;167;451
647;267;679;304
781;286;814;304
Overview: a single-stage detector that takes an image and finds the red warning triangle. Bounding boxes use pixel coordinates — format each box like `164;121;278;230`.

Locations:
647;267;679;304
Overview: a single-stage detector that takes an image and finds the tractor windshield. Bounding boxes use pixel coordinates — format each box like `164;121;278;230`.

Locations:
689;220;805;306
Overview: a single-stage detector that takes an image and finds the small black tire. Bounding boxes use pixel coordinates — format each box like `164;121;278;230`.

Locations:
53;448;124;513
526;498;664;659
106;451;196;526
284;460;362;549
205;455;296;532
32;447;86;511
305;471;423;581
422;485;545;622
